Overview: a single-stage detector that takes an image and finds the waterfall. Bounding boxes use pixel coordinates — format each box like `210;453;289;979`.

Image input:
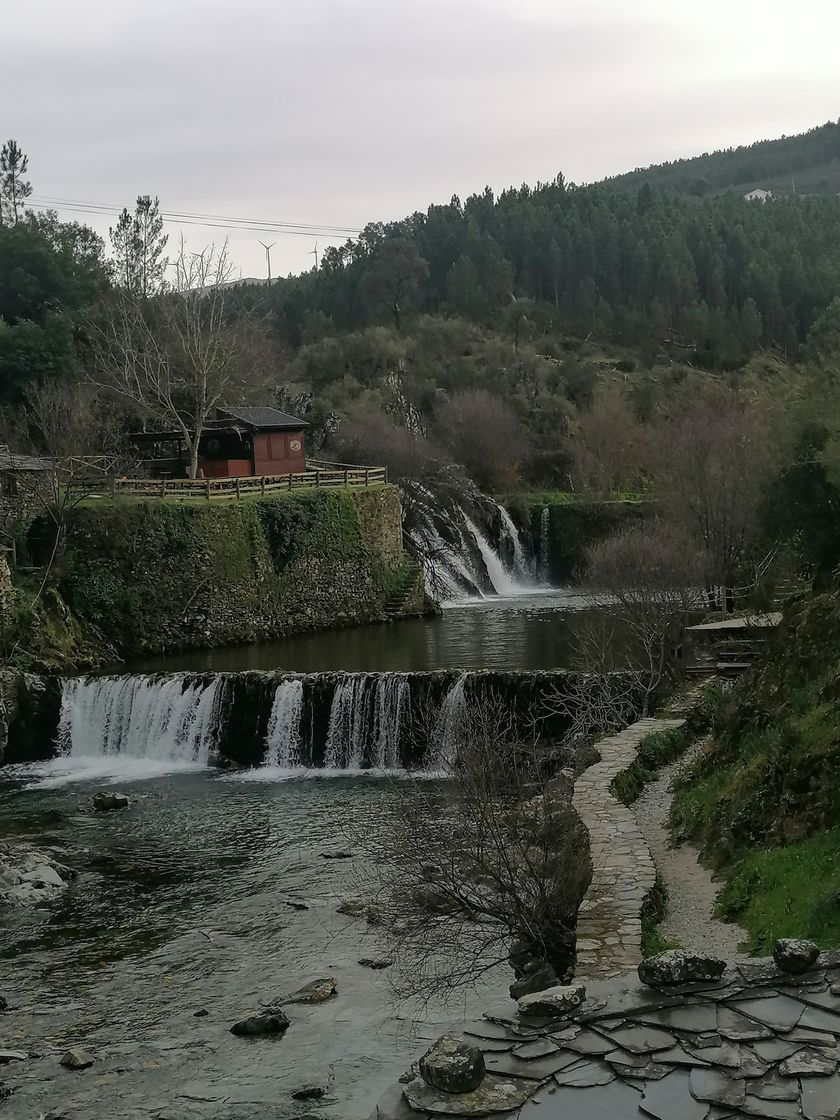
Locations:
539;506;551;584
263;679;304;768
429;673;469;768
464;516;530;597
56;675;222;764
323;674;409;769
498;505;532;581
374;675;410;769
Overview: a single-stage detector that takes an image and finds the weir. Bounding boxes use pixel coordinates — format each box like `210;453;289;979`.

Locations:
5;669;636;771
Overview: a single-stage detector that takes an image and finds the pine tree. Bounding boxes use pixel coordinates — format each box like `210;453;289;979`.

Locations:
0;139;32;226
109;195;168;295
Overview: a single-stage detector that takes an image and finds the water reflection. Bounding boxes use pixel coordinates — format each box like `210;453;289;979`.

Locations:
127;589;611;673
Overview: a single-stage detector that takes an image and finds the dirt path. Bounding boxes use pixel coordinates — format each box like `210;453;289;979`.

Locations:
632;744;746;956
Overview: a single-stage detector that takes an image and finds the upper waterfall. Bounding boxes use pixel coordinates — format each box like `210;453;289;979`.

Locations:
401;481;542;603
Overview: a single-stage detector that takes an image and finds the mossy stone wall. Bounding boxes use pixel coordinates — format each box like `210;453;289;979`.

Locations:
57;486;411;656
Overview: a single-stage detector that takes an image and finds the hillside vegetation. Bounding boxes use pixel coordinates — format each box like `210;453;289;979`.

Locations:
602;119;840;197
670;591;840;951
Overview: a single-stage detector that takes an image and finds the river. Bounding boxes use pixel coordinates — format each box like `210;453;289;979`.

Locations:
0;588;613;1118
128;589;613;673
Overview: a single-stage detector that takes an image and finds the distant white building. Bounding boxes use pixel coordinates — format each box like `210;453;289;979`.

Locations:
744;188;772;202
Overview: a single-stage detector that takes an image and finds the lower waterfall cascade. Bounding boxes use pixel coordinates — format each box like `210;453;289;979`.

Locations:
42;669;592;775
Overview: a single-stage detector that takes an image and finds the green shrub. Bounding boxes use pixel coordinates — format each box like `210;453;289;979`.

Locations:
611;727;690;806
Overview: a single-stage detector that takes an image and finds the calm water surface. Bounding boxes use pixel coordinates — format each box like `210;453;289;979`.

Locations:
130;588;611;673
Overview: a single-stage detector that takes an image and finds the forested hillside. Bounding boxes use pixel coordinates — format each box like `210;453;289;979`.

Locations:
602;119;840;197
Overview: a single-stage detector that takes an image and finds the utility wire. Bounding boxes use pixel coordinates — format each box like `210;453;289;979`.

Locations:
27;195;363;240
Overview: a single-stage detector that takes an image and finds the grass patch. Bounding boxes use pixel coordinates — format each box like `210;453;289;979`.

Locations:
715;829;840;952
641;875;679;957
610;727;690;806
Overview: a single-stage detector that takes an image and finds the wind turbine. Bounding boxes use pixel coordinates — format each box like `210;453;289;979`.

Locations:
310;240;320;270
259;240;277;281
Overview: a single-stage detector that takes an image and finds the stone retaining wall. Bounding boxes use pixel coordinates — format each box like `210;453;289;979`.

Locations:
572;716;685;979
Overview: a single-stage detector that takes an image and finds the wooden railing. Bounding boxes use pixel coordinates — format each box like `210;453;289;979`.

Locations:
104;463;387;501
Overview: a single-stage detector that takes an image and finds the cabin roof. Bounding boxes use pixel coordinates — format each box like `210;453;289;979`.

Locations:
216;406;308;431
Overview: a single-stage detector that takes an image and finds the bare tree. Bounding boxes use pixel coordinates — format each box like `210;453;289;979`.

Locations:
584;520;703;711
89;239;254;478
15;381;127;589
346;698;590;1005
569;382;647;496
651;384;776;612
436;389;524;492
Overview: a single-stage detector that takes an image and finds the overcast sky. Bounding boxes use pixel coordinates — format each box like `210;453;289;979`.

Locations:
5;0;839;278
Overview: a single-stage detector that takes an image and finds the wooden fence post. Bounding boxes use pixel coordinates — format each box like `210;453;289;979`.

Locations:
288;474;293;491
261;476;266;497
344;469;349;487
206;478;211;501
161;479;167;499
315;470;321;488
364;469;370;487
235;477;241;500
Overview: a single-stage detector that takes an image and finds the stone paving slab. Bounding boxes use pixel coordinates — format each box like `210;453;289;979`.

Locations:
573;717;685;979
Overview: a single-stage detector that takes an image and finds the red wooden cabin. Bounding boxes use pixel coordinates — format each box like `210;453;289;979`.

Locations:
132;406;309;480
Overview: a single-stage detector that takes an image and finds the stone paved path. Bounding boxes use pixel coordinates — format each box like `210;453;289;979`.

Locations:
632;741;746;957
573;717;685;979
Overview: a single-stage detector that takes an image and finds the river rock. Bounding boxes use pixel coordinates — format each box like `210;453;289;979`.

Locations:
0;1051;26;1063
93;792;130;812
283;977;338;1005
638;950;727;988
0;846;71;906
230;1011;290;1036
0;997;7;1013
772;937;820;974
517;983;586;1018
337;898;366;916
359;957;393;970
404;1073;533;1116
291;1085;326;1100
60;1048;93;1070
509;961;557;1000
419;1034;486;1093
320;850;353;860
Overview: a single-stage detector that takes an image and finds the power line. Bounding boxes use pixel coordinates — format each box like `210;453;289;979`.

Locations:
27;196;363;240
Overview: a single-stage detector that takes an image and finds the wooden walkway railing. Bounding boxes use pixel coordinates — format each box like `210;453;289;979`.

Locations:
105;463;387;501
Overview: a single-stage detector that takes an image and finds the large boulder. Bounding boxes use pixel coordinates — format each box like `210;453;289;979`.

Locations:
518;983;586;1018
638;950;726;988
92;792;130;812
230;1011;290;1036
419;1034;486;1094
772;938;820;974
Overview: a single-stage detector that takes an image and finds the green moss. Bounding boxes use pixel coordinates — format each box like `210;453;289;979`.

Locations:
610;727;689;806
48;484;407;658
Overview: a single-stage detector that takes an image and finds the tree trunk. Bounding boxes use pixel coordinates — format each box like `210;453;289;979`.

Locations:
188;439;200;480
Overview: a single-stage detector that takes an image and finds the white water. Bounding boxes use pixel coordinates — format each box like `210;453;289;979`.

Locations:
498;505;533;581
39;675;224;787
263;679;304;767
539;506;551;583
324;674;409;769
464;516;533;598
429;673;469;768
